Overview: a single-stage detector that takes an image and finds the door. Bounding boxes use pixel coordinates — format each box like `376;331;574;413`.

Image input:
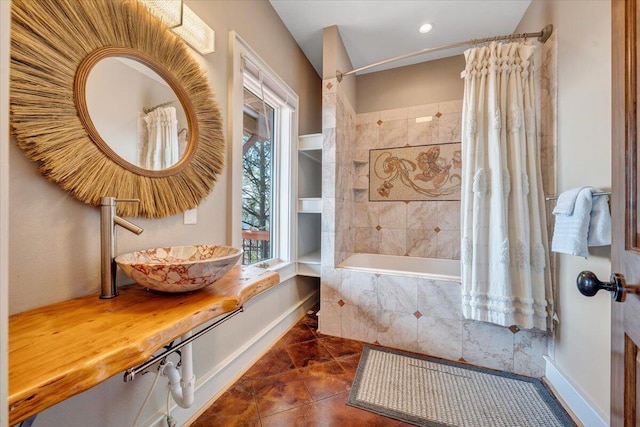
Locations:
611;0;640;425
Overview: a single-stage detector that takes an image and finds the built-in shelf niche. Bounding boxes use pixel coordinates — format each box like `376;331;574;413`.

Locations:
298;197;322;213
352;158;368;191
296;133;322;277
297;213;321;276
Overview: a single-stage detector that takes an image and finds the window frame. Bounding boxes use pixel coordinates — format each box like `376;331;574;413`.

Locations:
229;31;298;279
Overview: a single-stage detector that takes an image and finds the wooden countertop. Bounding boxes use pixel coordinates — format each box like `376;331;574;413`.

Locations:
8;266;279;425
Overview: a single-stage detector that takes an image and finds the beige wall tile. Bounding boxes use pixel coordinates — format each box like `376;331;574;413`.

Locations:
437;113;462;144
439;99;463;115
436;230;460;260
378;228;406;255
406;228;438;258
380;107;408;121
408;103;439;119
357;111;380;125
356;123;379;149
379;119;408;148
354;227;379;253
462;320;514;372
437;201;461;230
407;118;438;146
407;201;438;228
378;202;407;228
417;316;463;360
377;310;418;352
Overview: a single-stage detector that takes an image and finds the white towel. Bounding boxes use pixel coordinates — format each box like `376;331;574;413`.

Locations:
551;187;611;257
552;187;586;215
587;193;612;247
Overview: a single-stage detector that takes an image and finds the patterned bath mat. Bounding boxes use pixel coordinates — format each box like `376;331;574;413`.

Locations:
347;345;575;427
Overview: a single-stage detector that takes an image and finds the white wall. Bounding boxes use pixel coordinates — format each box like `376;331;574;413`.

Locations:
517;0;612;422
6;0;321;425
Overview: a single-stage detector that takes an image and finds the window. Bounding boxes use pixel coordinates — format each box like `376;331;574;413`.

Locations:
230;32;298;273
242;88;274;264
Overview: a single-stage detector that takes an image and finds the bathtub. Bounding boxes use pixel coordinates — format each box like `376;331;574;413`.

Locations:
337;253;460;282
323;253;545;378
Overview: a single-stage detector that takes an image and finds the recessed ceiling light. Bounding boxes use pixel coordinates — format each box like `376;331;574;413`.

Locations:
419;23;433;34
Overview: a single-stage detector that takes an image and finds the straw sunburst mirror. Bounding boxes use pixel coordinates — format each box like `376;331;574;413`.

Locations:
10;0;224;218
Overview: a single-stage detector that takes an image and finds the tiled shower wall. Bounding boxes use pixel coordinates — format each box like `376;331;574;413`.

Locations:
321;78;357;268
353;101;463;259
319;36;557;379
350;35;558;260
319;80;547;378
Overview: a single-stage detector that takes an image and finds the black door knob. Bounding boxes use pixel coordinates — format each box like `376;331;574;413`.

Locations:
577;271;639;302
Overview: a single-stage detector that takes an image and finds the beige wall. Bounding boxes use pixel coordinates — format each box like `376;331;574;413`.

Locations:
6;1;321;425
9;0;321;314
1;1;10;425
356;55;465;113
517;0;612;419
322;25;356;110
189;0;321;136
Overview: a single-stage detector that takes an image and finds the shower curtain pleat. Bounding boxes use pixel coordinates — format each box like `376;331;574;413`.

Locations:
141;106;180;170
460;42;553;331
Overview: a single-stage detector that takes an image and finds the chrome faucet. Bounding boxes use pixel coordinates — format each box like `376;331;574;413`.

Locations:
100;197;143;299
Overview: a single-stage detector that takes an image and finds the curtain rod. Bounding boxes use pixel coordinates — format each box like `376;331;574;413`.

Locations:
143;100;177;114
336;24;553;82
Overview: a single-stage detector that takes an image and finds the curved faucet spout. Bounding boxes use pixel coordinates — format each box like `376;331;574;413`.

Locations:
100;197;143;299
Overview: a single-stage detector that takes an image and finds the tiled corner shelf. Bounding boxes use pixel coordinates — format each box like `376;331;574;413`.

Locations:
8;266;279;425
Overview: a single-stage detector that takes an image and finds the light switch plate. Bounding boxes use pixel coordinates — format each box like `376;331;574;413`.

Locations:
183;208;197;225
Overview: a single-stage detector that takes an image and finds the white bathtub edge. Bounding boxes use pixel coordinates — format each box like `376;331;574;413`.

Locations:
337;253;461;282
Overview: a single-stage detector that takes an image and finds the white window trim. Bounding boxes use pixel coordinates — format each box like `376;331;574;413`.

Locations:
229;31;298;269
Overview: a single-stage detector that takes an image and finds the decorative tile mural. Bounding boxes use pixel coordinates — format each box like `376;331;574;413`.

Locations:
369;143;462;201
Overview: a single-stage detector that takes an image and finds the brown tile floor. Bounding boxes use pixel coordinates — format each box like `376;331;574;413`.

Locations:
191;308;412;426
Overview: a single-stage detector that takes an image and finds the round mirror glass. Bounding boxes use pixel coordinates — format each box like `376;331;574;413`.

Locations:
85;57;189;171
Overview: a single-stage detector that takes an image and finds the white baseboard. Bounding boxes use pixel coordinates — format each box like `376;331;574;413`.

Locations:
146;288;318;427
544;356;608;427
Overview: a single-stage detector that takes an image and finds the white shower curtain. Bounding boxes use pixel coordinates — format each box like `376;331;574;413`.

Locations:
460;42;553;331
141;106;180;170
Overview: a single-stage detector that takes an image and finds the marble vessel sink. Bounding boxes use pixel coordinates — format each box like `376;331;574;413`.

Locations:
115;245;243;293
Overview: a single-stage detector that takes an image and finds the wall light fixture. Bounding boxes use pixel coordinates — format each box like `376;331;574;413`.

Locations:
137;0;182;28
138;0;215;55
172;4;215;55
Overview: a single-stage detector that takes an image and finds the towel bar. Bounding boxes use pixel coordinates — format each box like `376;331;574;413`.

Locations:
545;191;611;201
